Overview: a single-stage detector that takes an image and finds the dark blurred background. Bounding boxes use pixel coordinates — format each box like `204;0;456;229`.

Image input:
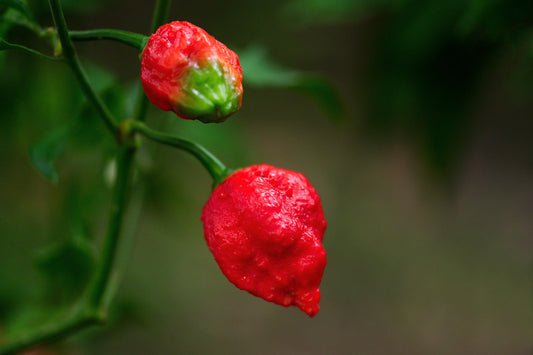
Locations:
1;0;533;354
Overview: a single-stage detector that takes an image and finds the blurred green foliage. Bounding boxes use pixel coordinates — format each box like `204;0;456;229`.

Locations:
29;124;70;184
1;0;533;353
0;0;32;20
289;0;533;182
239;44;346;122
0;0;345;342
34;224;96;305
359;0;533;182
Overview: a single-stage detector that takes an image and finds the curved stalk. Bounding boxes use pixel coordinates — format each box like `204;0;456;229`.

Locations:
69;29;148;51
150;0;172;33
134;0;171;122
87;147;135;307
49;0;119;140
0;39;61;61
0;310;101;355
0;147;135;355
0;1;173;353
129;121;229;184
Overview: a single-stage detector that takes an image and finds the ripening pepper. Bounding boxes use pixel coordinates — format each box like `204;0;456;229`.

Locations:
141;21;243;123
201;164;327;317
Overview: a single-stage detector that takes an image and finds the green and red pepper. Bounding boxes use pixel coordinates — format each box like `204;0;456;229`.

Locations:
141;21;243;123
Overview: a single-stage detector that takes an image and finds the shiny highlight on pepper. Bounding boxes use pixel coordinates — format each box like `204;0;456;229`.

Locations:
141;21;243;123
201;164;327;317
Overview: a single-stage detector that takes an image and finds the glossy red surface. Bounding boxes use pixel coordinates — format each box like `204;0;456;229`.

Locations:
141;21;243;120
201;165;327;317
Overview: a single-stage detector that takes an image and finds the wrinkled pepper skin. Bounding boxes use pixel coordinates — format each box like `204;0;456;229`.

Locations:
201;164;327;317
141;21;243;123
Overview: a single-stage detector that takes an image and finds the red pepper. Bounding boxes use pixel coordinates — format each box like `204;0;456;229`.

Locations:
141;21;243;123
201;164;327;317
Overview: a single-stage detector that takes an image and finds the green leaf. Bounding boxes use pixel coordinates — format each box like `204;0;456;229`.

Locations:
0;0;39;35
293;76;346;123
28;62;127;185
238;45;346;122
0;0;32;20
0;7;41;39
238;45;303;86
0;38;59;61
0;6;40;70
74;61;130;145
83;61;117;93
29;125;70;185
2;306;56;337
34;226;96;304
28;62;126;183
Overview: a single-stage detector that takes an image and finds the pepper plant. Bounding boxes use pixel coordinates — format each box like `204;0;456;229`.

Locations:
0;0;338;353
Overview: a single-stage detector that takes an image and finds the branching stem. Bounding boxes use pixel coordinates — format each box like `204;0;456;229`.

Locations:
128;121;230;185
0;146;135;355
0;39;61;61
0;0;173;353
69;29;148;51
49;0;119;140
134;0;171;122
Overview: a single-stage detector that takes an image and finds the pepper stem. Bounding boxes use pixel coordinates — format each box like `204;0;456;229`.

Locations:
69;29;148;51
127;121;230;185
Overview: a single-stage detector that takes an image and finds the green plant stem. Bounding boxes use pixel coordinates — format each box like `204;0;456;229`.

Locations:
134;0;171;122
87;146;135;308
69;29;148;51
133;82;150;121
0;308;101;355
106;178;146;307
48;0;118;140
150;0;171;33
0;147;135;355
0;39;61;61
0;1;174;354
129;121;229;184
67;59;118;137
48;0;74;58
